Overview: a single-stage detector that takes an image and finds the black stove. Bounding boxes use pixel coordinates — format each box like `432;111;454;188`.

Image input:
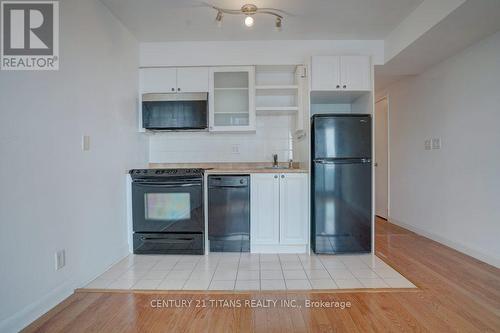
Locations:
129;168;204;179
129;168;205;255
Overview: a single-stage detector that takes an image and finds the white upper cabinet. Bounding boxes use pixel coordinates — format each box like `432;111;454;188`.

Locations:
340;56;371;91
140;68;177;93
279;173;308;245
209;66;256;132
176;67;209;93
311;55;371;91
311;56;341;91
140;67;209;93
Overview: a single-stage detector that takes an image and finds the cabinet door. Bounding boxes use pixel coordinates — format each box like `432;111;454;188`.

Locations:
311;56;341;91
251;174;280;245
140;68;177;93
340;56;371;91
177;67;209;93
279;173;308;245
209;66;256;132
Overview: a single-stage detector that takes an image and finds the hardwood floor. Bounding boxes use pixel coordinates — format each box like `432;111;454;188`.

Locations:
22;218;500;332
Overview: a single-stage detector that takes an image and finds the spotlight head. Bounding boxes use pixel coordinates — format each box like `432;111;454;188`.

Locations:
275;17;282;31
215;11;223;27
244;15;254;27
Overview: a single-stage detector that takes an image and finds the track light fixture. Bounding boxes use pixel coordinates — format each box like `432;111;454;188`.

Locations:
210;3;284;30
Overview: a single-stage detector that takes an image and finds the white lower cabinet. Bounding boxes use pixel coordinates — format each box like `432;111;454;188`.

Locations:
251;173;308;253
250;174;280;245
279;174;309;245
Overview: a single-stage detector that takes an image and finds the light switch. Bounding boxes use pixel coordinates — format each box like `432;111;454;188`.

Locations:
424;139;432;150
55;249;65;270
82;135;90;151
432;138;441;150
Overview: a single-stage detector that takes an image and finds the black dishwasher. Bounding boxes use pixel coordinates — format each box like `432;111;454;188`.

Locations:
208;175;250;252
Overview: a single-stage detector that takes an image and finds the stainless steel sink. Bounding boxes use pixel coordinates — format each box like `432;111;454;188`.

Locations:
257;166;290;170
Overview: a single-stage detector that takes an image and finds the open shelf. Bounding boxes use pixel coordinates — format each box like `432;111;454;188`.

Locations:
255;65;303;119
213;111;249;114
256;85;298;90
255;65;298;86
256;106;298;112
256;106;298;116
214;87;249;91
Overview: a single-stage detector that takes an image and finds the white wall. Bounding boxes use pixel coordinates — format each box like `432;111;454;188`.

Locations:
378;31;500;267
0;0;146;331
140;40;384;67
149;115;294;163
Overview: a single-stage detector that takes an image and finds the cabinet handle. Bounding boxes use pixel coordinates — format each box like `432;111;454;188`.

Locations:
177;88;181;91
171;88;175;92
281;175;285;179
336;85;340;89
343;85;347;89
274;175;278;179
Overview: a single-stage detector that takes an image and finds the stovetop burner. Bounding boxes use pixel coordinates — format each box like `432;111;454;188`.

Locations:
129;168;204;179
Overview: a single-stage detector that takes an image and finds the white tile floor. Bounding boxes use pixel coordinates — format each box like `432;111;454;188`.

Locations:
84;253;416;291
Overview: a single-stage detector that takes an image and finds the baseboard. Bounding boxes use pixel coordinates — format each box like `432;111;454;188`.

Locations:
388;217;500;268
0;278;77;333
0;244;130;333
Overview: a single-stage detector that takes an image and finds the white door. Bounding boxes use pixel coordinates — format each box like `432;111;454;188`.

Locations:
250;174;280;245
279;173;308;245
140;68;177;93
375;98;389;218
176;67;209;93
311;56;341;91
340;56;371;91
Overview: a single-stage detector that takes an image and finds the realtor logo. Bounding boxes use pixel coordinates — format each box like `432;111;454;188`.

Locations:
1;1;59;70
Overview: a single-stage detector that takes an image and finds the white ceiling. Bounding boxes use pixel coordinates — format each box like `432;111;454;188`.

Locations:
100;0;423;42
376;0;500;91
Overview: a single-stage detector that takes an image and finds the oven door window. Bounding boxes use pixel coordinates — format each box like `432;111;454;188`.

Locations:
145;193;191;221
132;180;204;233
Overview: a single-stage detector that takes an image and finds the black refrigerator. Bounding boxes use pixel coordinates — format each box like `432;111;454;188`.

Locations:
311;114;372;254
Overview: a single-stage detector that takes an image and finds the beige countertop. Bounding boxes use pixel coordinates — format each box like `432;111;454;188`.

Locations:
148;163;309;174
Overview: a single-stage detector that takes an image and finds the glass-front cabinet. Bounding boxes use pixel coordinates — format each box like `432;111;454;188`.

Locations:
209;66;256;132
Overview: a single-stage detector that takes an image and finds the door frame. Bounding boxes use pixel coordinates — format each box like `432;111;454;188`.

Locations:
374;95;390;219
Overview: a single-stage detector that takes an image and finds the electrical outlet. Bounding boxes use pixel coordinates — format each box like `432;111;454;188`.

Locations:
82;135;90;151
55;250;66;270
424;139;432;150
231;144;240;154
432;138;441;150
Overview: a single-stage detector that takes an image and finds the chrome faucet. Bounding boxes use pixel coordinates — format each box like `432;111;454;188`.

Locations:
272;154;278;168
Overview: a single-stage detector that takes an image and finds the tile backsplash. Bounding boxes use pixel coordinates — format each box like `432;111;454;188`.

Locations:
149;115;294;163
